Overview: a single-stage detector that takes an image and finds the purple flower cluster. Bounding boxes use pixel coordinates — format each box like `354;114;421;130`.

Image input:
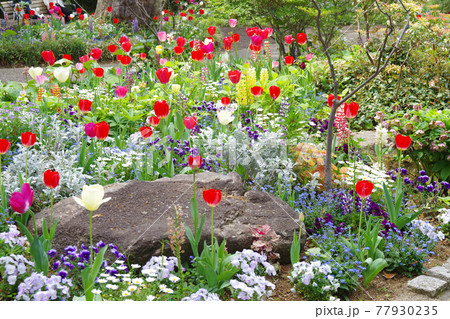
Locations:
16;272;73;301
241;110;266;141
389;168;450;194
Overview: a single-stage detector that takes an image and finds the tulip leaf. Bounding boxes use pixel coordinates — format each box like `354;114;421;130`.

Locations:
30;235;49;276
15;220;33;244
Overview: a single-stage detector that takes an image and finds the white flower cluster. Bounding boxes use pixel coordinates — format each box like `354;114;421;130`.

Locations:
438;208;450;225
411;220;445;241
16;272;73;301
0;224;27;248
375;124;389;146
336;161;393;191
289;260;340;299
142;256;182;280
181;288;221;301
0;254;34;285
229;249;276;301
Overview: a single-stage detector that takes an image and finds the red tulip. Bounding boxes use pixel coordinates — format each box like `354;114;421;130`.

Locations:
284;56;294;65
21;132;36;148
207;26;216;36
395;134;412;151
113;18;119;24
223;37;233;51
154;100;169;119
10;183;34;214
79;14;84;21
120;56;131;66
203;189;222;207
119;36;129;44
191;50;204;62
44;170;60;189
121;41;132;53
23;13;30;20
156;68;173;84
232;33;240;43
76;7;82;14
140;53;146;60
79;55;89;63
199;9;204;15
221;97;231;105
78;99;92;113
251;86;263;97
90;48;102;61
344;102;359;119
108;45;117;54
269;86;281;101
327;94;341;107
176;36;186;47
355;180;374;199
41;50;55;66
284;35;294;44
92;68;104;78
62;54;71;61
0;139;11;154
228;70;241;84
29;10;35;16
94;121;109;140
140;126;153;139
149;116;160;127
174;46;184;55
107;6;113;12
184;116;197;130
188;155;202;170
296;33;307;45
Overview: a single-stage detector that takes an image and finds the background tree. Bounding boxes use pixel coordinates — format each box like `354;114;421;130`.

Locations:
94;0;162;23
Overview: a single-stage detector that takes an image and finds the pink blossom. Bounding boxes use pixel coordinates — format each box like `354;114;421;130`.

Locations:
115;86;128;99
35;75;48;85
229;19;237;28
9;183;34;215
160;58;168;66
305;53;314;61
272;61;279;69
157;32;167;42
116;68;123;76
75;63;83;70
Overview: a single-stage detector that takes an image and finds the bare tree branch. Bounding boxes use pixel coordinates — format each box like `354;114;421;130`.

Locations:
310;0;411;190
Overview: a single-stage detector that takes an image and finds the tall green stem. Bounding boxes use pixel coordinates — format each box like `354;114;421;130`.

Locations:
211;206;215;262
30;210;37;236
89;210;93;266
50;189;54;230
358;198;365;239
25;147;29;183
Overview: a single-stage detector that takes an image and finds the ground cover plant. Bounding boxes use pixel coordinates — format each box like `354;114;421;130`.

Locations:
0;0;449;302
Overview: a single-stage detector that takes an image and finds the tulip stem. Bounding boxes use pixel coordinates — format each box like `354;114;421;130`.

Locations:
28;210;37;236
358;198;365;239
89;210;93;267
210;206;215;263
25;147;28;183
50;188;54;231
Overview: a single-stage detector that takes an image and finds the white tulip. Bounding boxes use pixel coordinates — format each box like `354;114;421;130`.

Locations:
73;185;111;211
217;110;235;125
28;67;43;80
53;67;70;83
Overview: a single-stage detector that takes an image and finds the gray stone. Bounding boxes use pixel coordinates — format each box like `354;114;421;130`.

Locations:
34;172;305;265
427;266;450;283
444;263;450;271
407;275;448;298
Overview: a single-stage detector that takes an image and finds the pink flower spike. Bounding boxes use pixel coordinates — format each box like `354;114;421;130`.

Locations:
115;86;128;99
10;183;34;214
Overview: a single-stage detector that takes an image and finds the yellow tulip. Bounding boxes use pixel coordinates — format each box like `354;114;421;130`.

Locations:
172;84;181;94
217;110;234;125
53;67;71;83
29;67;43;80
155;45;164;55
73;185;111;212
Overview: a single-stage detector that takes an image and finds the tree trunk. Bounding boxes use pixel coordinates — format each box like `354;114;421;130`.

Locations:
95;0;162;23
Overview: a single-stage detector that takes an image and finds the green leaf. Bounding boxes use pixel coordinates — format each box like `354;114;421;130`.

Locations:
363;258;388;287
383;183;396;223
16;220;33;244
30;235;49;276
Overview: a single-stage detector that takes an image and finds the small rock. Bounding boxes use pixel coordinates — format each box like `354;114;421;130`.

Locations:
427;266;450;283
444;263;450;272
407;275;448;298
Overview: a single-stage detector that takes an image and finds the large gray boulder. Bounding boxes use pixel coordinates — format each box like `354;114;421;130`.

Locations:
35;172;305;264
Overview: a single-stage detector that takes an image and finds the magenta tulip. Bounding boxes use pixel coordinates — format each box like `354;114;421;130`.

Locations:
10;183;34;214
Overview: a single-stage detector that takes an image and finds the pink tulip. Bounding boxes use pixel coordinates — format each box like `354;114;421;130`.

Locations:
264;28;273;38
229;19;237;28
160;58;168;66
10;183;34;214
272;61;279;69
251;35;263;47
116;68;123;76
157;31;167;42
115;86;128;99
75;63;83;71
84;122;96;137
306;53;314;61
201;42;214;54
